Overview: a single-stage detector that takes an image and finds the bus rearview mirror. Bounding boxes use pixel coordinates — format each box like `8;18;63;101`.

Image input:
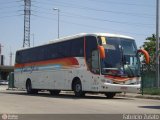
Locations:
98;45;105;59
138;49;150;64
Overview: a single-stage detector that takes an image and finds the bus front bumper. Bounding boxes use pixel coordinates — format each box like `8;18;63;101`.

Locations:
102;83;141;93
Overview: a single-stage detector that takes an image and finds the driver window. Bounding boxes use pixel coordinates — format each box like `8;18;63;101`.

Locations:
91;50;99;73
85;36;100;74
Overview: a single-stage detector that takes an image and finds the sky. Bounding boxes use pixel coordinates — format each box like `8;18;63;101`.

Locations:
0;0;156;65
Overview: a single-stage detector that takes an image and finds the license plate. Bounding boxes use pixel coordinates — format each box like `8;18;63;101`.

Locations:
121;87;128;90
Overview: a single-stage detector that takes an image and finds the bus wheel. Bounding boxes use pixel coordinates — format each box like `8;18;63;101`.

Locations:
50;90;61;95
105;92;116;99
73;80;85;97
26;80;38;94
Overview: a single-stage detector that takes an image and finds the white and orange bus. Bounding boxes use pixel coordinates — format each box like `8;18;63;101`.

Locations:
14;33;149;98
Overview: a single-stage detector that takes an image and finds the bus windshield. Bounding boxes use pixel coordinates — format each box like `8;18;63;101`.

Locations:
99;37;140;77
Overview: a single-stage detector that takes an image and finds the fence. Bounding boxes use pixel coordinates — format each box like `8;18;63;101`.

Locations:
141;64;159;88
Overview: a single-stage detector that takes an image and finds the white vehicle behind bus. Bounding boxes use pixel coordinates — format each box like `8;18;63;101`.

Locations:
14;33;149;98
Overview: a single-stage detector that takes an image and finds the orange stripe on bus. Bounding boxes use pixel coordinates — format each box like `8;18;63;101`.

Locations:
104;75;130;82
15;57;79;68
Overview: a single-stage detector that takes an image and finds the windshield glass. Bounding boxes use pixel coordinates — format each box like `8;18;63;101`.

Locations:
99;36;140;77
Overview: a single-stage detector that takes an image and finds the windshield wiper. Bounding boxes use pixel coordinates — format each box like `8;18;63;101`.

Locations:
124;64;135;77
120;47;134;77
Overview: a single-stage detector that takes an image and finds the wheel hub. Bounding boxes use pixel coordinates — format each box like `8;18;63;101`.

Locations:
75;84;81;92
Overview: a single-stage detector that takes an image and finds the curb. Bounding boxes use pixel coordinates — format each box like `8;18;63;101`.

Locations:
2;87;160;100
62;91;160;100
117;93;160;100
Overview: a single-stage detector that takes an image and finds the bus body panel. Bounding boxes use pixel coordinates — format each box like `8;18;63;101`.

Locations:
14;56;140;93
14;33;141;94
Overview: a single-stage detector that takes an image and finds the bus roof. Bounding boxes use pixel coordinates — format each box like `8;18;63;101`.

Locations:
49;33;134;44
17;33;134;51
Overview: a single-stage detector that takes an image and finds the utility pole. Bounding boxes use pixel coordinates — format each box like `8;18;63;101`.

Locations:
156;0;160;88
23;0;31;48
0;44;4;65
53;8;60;38
9;52;13;66
0;44;3;55
0;44;3;65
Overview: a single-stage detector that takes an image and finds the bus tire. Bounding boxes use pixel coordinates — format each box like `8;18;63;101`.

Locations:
50;90;61;95
73;79;85;97
26;80;38;94
105;92;116;99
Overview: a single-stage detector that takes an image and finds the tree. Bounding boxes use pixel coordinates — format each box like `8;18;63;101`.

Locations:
142;34;156;64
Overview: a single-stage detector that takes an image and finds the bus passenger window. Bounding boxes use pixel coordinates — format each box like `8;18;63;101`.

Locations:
71;38;84;57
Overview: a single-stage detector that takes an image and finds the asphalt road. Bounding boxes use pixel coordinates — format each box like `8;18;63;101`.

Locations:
0;86;160;114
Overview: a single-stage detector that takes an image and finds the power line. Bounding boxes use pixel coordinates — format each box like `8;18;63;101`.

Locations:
88;0;155;7
32;4;52;11
0;9;23;15
0;5;22;10
0;1;18;5
31;7;154;28
34;1;155;18
61;11;154;27
32;14;149;37
0;0;151;37
0;15;22;19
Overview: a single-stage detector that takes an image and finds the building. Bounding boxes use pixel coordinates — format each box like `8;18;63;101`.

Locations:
0;65;14;80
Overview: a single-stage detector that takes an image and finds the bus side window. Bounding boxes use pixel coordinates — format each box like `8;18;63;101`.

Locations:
85;36;99;74
71;38;84;57
15;51;21;64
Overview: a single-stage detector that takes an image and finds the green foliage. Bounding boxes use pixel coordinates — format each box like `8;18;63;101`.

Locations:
142;34;156;64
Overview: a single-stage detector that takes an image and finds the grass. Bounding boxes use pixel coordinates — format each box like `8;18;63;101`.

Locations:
142;88;160;95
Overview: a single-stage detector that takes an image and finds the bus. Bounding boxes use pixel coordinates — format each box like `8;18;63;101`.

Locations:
14;33;149;98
